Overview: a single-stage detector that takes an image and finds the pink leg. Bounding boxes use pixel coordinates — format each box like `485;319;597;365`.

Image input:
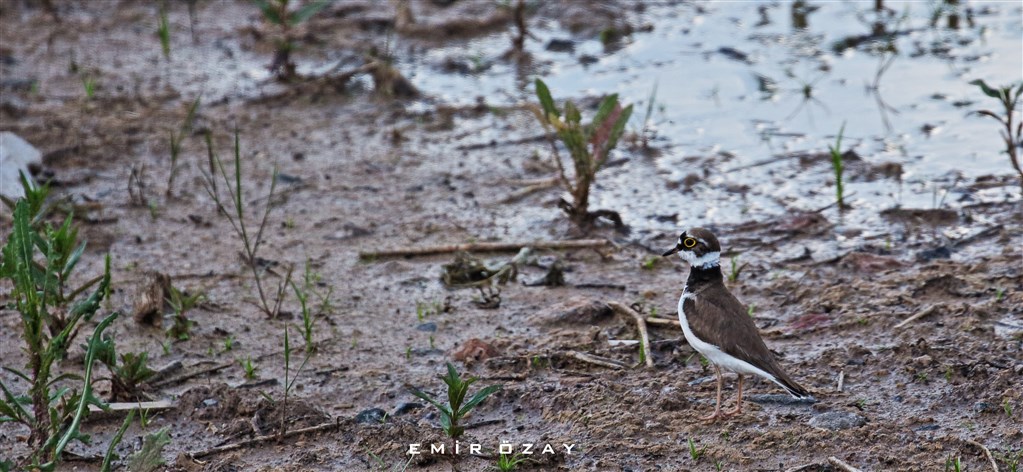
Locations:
699;365;726;423
724;374;744;416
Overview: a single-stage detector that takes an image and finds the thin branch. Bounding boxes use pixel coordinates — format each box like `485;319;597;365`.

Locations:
607;302;654;368
359;239;611;259
894;304;940;329
827;456;864;472
963;438;1000;472
563;351;628;370
187;420;339;460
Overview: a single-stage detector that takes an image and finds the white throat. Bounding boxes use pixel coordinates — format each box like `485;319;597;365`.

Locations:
678;250;720;269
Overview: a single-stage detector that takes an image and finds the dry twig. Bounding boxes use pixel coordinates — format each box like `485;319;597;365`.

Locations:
608;302;654;368
963;438;1000;472
563;351;628;370
360;239;610;259
827;456;864;472
187;420;339;460
894;304;941;329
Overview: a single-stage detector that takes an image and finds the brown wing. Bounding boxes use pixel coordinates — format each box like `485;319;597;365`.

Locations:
685;285;809;397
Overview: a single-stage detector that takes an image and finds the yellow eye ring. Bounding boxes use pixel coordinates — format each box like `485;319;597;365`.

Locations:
683;238;697;248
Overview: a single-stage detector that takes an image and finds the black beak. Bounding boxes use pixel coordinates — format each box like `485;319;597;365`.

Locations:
662;246;680;257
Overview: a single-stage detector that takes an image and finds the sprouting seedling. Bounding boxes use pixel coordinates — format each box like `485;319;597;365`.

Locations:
747;304;755;317
290;261;317;353
1005;398;1014;418
240;357;258;380
496;453;528;471
727;254;746;283
280;325;311;439
166;95;201;197
223;335;235;352
165;285;202;341
532;78;634;229
687;438;704;461
828;122;848;210
945;454;962;472
969;79;1023;189
409;363;502;438
637;79;659;149
81;74;96;100
255;0;333;79
157;2;171;60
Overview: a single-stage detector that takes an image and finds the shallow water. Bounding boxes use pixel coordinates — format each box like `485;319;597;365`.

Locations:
407;1;1022;236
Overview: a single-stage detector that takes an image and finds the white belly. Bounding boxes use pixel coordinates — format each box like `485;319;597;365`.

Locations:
677;290;779;380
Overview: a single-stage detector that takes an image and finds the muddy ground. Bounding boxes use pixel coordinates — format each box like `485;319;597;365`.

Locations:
1;1;1021;471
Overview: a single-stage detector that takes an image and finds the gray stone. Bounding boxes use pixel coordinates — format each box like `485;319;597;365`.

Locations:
808;411;867;430
355;408;387;424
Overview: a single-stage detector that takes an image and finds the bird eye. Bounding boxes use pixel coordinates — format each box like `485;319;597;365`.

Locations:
683;238;697;248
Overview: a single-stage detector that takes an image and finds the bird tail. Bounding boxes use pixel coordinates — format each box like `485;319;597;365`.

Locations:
774;374;813;400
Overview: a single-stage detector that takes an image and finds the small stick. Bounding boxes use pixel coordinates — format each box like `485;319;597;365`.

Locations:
608;302;654;368
828;456;864;472
894;304;940;329
963;438;999;472
498;178;559;203
86;400;174;419
563;351;628;370
464;418;505;430
187;421;339;460
784;463;819;472
151;361;234;389
359;239;610;259
837;370;845;392
644;317;681;328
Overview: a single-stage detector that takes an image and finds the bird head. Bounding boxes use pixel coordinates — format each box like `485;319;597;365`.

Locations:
662;227;722;269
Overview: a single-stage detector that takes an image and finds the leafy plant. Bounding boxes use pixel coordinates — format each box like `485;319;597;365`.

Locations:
496;452;528;471
126;427;171;472
409;363;502;438
532;78;633;227
200;130;287;318
0;171;52;222
166;284;202;340
100;408;135;472
827;122;848;209
970;79;1023;188
96;338;156;401
255;0;333;79
0;198;117;469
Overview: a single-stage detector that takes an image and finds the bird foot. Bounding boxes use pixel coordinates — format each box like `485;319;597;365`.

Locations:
699;410;726;423
722;405;743;417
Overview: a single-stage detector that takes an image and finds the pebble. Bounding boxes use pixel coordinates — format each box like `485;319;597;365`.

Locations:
808;411;867;430
355;408;387;424
913;355;933;367
416;322;437;332
392;402;424;416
